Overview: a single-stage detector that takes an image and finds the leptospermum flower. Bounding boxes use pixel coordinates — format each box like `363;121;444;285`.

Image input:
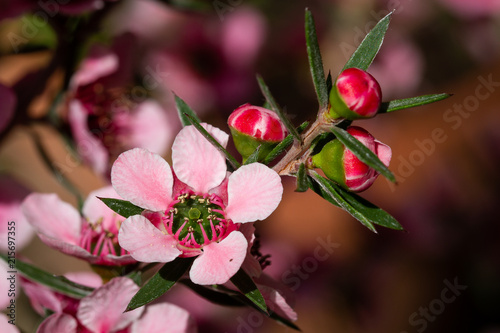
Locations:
311;126;392;192
112;124;283;285
68;40;174;176
22;186;135;266
36;277;197;333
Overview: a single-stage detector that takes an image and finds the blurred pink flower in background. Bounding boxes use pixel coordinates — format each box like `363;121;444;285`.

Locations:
68;37;176;176
0;84;16;135
31;276;197;333
112;124;283;285
438;0;500;18
22;186;136;266
368;39;424;99
22;271;103;317
144;7;266;113
0;313;19;333
0;176;34;252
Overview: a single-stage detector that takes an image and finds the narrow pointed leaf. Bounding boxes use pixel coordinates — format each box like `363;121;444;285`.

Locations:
263;121;309;165
333;185;403;230
98;197;144;218
295;163;309;192
309;172;377;232
126;257;194;312
330;126;395;182
0;255;93;298
175;94;201;127
305;8;329;109
343;12;392;71
243;145;261;165
230;268;268;313
326;71;333;94
379;93;451;113
184;113;241;170
256;74;301;141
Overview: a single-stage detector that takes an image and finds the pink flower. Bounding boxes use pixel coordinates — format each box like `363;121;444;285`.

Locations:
21;186;135;266
0;84;16;135
68;40;175;176
35;277;197;333
328;68;382;120
144;7;265;113
112;124;283;285
0;176;34;252
311;126;392;192
438;0;500;18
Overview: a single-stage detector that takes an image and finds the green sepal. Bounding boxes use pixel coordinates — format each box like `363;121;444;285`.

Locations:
98;198;144;218
311;139;346;187
230;268;268;314
0;255;94;298
327;81;366;120
379;93;451;113
230;129;278;164
342;11;392;71
126;257;194;312
305;8;329;110
330;126;396;183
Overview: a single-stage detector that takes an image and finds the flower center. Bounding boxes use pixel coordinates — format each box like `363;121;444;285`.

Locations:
80;216;126;257
165;192;233;248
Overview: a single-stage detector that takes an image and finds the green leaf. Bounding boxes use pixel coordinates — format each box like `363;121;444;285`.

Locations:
332;184;403;230
184;113;241;170
295;163;309;192
305;8;329;109
379;93;451;113
0;255;93;298
175;94;202;127
343;12;392;71
98;198;144;218
244;145;262;165
309;173;377;232
256;74;301;142
330;126;395;183
126;257;194;312
230;268;268;313
263;121;309;165
326;71;333;94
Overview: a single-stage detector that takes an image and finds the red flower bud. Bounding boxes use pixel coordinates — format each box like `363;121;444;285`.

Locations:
328;68;382;120
311;126;391;192
228;104;288;161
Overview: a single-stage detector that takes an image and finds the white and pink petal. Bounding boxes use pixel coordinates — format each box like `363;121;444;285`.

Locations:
172;124;228;193
111;148;174;212
189;231;247;285
22;193;81;245
130;303;197;333
118;215;181;263
77;277;143;333
225;163;283;223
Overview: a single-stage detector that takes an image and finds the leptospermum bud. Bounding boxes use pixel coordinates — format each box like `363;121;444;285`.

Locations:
228;103;288;162
311;126;391;192
328;68;382;120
